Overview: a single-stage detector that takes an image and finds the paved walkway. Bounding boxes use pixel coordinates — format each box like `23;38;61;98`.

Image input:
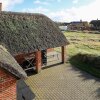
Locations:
25;63;100;100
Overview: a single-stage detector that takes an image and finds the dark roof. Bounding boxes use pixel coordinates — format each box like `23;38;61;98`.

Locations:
70;21;88;24
17;80;35;100
0;45;27;79
71;21;81;24
0;11;68;55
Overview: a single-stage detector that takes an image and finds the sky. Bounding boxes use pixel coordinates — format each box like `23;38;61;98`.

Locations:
0;0;100;22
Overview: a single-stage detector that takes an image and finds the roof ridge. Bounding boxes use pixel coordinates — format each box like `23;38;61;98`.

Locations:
0;11;46;17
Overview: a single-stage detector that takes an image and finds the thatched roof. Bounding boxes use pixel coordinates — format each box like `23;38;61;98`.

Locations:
0;45;27;79
0;11;68;55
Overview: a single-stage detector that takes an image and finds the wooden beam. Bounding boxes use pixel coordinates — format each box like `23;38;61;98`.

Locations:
35;51;42;73
61;46;66;63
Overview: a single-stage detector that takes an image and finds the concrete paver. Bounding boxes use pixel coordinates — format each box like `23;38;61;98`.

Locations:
25;63;100;100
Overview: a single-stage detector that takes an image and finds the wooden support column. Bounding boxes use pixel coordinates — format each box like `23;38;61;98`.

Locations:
35;51;42;73
61;46;66;63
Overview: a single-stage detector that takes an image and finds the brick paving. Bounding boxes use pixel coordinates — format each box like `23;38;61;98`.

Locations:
25;63;100;100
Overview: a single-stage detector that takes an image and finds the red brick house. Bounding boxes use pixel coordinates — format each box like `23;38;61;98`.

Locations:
0;45;27;100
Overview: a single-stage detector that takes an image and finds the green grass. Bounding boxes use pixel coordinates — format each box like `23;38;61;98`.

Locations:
63;31;100;78
67;43;100;57
64;32;100;57
64;31;100;41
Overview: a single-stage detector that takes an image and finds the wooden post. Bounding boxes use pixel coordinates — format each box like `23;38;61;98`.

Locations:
35;51;42;73
0;3;2;11
61;46;66;63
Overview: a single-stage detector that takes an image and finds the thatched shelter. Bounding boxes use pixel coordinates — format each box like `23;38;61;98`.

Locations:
0;45;27;79
0;11;69;73
0;11;68;55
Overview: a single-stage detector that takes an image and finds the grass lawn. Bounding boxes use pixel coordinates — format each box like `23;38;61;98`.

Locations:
64;31;100;57
57;31;100;78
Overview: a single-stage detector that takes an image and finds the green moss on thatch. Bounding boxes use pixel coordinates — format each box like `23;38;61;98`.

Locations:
0;11;68;55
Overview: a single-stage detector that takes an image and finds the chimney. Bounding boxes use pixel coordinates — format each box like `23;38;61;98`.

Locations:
0;3;2;11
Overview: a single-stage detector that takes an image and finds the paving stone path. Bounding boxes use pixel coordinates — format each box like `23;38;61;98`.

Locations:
25;63;100;100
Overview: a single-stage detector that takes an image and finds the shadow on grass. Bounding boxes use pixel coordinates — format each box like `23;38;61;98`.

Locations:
68;54;100;99
68;64;100;82
69;53;100;79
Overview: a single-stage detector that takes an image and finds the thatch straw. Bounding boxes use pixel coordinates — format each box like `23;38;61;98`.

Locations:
0;45;27;79
0;11;69;55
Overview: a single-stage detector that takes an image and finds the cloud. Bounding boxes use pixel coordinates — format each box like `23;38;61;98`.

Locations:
22;6;49;13
34;0;49;5
22;0;100;22
48;8;78;22
47;0;100;22
72;0;79;4
0;0;24;10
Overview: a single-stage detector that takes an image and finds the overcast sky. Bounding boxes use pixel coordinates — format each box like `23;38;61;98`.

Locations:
0;0;99;22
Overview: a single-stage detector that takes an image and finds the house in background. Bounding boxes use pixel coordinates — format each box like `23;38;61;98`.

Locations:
67;20;90;31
